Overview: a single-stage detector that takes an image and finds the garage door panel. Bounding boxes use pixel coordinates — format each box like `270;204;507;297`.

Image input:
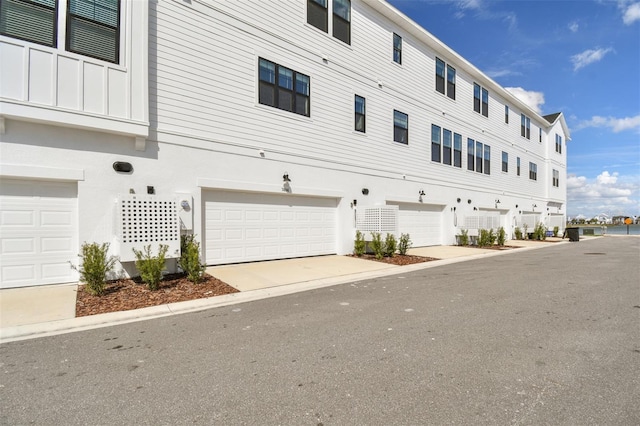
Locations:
389;202;443;247
204;191;337;265
1;180;78;288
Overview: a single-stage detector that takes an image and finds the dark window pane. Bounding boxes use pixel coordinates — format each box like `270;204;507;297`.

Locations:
278;89;294;112
467;138;474;171
295;94;309;116
259;83;275;107
484;145;490;175
481;88;488;117
431;124;441;162
473;84;480;113
435;58;445;94
394;110;408;143
307;0;328;32
446;65;455;99
355;95;365;132
393;33;402;64
454;133;462;167
0;0;57;47
443;129;452;165
475;142;483;173
295;74;309;95
259;58;275;83
333;14;350;44
67;0;120;63
278;67;293;89
333;0;349;20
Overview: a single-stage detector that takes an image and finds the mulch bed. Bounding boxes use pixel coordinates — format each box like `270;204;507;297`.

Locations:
348;254;439;265
76;273;239;317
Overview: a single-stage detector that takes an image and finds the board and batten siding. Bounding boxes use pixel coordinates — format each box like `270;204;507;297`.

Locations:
149;0;564;201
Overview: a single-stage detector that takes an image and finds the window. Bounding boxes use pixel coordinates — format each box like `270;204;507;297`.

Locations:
259;58;310;117
521;114;531;139
505;105;509;124
393;33;402;64
435;58;445;94
475;141;483;173
446;65;456;100
473;83;488;116
67;0;120;63
467;138;475;171
394;110;408;144
431;124;441;161
443;129;452;165
354;95;365;133
453;133;462;168
529;162;537;181
553;169;559;187
333;0;350;44
517;157;521;176
0;0;121;63
555;134;562;153
483;145;491;175
539;127;542;143
307;0;328;32
0;0;57;47
502;151;508;173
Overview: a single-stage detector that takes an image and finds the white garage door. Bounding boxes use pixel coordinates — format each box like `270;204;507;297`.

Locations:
389;202;443;247
204;191;337;265
0;180;78;288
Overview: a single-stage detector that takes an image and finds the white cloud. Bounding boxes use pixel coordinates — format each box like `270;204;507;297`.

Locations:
567;171;640;217
621;1;640;24
575;114;640;133
568;21;579;32
570;47;614;71
504;87;545;114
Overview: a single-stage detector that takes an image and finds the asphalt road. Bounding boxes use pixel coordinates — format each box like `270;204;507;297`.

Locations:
1;237;639;425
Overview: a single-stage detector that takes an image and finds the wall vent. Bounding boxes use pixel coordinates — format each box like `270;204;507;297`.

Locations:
116;195;180;261
356;206;398;239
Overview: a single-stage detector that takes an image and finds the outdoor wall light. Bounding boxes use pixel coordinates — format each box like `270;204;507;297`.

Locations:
495;199;501;204
473;207;478;211
419;190;425;203
113;161;133;173
282;173;291;182
457;198;461;203
515;204;519;208
468;199;472;204
147;186;155;195
362;188;369;195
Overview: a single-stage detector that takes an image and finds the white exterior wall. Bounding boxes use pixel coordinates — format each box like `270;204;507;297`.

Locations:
0;0;569;287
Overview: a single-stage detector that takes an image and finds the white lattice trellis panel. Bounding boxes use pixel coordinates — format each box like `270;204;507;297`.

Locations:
356;206;398;239
116;195;181;261
519;214;540;229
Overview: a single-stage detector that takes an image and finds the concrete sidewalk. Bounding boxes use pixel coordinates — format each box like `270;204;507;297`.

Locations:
0;238;571;342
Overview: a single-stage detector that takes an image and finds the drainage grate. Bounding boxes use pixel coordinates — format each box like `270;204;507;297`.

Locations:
584;252;606;255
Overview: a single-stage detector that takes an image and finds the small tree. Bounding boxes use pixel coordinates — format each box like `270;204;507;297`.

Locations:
478;229;489;247
353;230;366;257
553;226;559;237
514;226;523;240
523;224;529;239
70;242;117;296
370;232;384;259
398;233;412;255
178;235;206;283
384;233;397;257
488;229;497;246
132;244;168;290
497;227;506;246
458;229;469;246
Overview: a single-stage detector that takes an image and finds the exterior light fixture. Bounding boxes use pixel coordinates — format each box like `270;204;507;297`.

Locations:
113;161;133;173
495;199;501;204
147;186;155;195
457;198;461;203
468;199;472;204
282;173;291;193
283;173;291;182
362;188;369;195
473;207;478;211
418;190;425;202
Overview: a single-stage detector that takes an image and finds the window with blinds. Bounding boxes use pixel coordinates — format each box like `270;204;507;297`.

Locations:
66;0;120;63
0;0;57;47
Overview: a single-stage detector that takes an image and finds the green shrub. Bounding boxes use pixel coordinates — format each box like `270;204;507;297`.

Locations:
132;244;168;290
553;226;559;237
523;224;529;239
458;229;469;246
478;229;489;247
534;222;547;240
398;233;412;255
70;242;117;296
370;232;384;259
384;233;397;257
497;227;506;246
178;235;206;283
354;230;366;257
514;226;523;240
488;229;497;246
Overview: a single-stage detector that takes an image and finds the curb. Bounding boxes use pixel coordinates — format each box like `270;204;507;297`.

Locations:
0;240;576;343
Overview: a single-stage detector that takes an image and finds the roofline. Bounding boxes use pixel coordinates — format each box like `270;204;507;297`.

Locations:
362;0;556;127
545;112;572;141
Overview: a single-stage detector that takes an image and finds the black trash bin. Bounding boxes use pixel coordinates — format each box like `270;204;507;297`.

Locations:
564;227;579;242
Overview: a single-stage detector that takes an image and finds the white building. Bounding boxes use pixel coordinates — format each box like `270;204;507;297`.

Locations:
0;0;570;288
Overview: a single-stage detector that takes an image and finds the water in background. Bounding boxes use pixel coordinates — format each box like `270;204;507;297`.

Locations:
602;225;640;235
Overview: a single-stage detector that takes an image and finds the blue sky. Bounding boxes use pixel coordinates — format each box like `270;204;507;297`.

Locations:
387;0;640;219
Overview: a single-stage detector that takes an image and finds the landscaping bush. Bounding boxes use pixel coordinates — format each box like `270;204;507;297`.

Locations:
514;226;523;240
522;224;529;239
132;244;168;290
384;233;397;257
497;227;506;246
71;242;117;296
458;229;469;246
533;222;547;241
553;226;559;237
353;230;366;257
398;233;412;255
488;229;497;246
478;229;490;247
370;232;384;259
178;235;206;283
